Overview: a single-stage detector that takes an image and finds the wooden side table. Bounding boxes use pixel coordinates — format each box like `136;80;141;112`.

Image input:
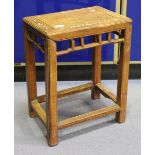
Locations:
23;6;132;146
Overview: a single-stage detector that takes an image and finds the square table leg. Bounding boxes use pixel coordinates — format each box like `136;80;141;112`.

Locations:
45;39;58;146
91;35;102;99
24;28;37;117
116;25;132;123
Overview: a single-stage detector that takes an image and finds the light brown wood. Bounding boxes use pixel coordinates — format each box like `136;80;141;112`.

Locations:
31;100;46;126
107;33;111;41
58;82;93;98
36;82;93;103
45;39;58;146
31;98;120;130
98;34;102;44
57;38;124;56
23;6;132;40
116;25;132;123
96;83;117;103
80;37;85;47
26;34;45;53
36;95;46;103
70;39;75;50
23;6;132;147
58;104;120;129
91;35;102;99
24;28;37;117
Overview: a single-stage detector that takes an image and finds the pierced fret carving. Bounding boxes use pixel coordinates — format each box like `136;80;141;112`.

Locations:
57;33;124;56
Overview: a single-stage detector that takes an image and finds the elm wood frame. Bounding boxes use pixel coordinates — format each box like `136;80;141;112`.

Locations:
24;23;132;146
31;99;120;129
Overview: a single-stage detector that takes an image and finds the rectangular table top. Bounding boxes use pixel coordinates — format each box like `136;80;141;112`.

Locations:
23;6;132;40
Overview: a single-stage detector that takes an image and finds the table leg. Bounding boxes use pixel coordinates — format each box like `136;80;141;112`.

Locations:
45;40;58;146
24;28;37;117
91;35;102;99
116;25;132;123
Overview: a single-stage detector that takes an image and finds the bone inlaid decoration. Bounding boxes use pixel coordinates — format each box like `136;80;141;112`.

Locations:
23;6;131;40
